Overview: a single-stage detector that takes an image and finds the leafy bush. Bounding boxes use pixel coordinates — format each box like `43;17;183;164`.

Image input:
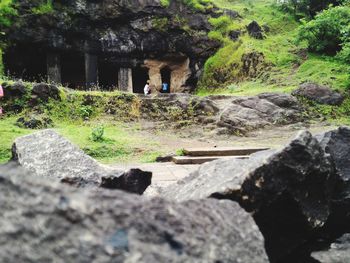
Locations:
182;0;213;11
90;125;105;142
279;0;347;17
79;105;94;119
31;0;54;15
0;0;17;27
160;0;170;7
298;6;350;57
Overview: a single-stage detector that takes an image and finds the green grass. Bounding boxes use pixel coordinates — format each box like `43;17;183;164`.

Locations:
198;0;350;95
197;81;296;96
0;116;164;164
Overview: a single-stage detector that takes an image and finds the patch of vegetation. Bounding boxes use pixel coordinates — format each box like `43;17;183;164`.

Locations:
0;0;17;27
198;0;350;96
182;0;214;11
160;0;170;7
176;148;186;156
0;116;164;164
298;5;350;61
280;0;348;18
152;17;170;32
300;97;350;126
90;125;105;142
31;0;54;15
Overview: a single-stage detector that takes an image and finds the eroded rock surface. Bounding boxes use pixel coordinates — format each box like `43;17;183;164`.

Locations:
217;93;302;134
247;21;264;39
0;166;268;263
140;92;303;134
312;234;350;263
158;131;337;262
311;127;350;252
31;83;61;102
292;83;345;106
11;130;152;194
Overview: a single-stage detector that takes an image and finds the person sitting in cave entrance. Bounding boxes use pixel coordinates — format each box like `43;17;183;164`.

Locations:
144;80;151;95
162;82;169;93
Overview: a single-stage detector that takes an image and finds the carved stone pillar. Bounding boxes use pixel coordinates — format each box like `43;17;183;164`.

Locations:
118;68;133;92
47;52;61;84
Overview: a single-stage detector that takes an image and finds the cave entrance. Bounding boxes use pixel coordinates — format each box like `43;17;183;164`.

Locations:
132;67;149;94
61;52;85;89
160;67;171;93
98;60;118;91
4;44;47;82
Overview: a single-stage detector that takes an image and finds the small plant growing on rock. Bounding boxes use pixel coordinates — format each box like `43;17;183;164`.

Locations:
90;125;105;142
176;148;186;156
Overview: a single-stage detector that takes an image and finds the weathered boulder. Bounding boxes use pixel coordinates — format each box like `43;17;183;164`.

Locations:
292;83;345;106
31;83;61;102
312;234;350;263
16;114;53;129
140;94;219;121
217;94;302;134
241;51;266;78
2;82;27;99
1;82;28;113
222;9;240;19
100;169;152;195
159;131;337;262
229;30;241;41
247;21;264;39
317;127;350;180
0;166;269;263
11;129;152;194
312;127;350;244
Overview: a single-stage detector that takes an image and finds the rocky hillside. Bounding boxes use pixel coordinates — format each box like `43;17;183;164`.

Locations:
1;0;220;91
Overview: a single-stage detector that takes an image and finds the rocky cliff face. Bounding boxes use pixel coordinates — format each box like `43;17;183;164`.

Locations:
4;0;220;92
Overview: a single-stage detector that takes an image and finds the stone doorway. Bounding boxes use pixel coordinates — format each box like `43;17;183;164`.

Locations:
160;67;171;93
4;44;47;82
61;52;85;89
98;60;118;91
132;67;149;94
145;56;191;93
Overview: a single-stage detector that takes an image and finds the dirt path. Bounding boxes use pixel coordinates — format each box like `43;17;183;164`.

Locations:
113;121;337;185
136;120;337;152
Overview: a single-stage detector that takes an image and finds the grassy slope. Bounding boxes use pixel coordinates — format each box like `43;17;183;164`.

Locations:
197;0;350;96
0;116;164;164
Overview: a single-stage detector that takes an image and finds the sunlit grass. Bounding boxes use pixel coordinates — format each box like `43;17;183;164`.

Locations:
0;116;164;164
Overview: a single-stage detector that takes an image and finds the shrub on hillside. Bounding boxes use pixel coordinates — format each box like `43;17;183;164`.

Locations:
0;0;17;28
298;5;350;60
278;0;347;17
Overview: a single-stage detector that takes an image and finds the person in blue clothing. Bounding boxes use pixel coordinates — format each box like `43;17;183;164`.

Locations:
162;82;169;93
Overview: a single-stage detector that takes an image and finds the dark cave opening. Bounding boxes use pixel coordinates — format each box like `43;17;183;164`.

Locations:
160;66;171;93
132;67;149;94
98;60;118;91
4;44;47;82
61;52;85;89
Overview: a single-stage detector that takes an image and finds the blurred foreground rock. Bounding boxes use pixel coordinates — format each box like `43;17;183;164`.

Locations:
154;131;337;262
0;165;268;263
11;130;152;194
312;234;350;263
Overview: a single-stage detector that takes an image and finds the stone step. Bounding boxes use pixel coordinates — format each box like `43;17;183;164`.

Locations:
183;147;269;157
172;155;249;165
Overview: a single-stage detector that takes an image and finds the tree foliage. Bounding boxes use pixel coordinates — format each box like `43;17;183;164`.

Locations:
279;0;347;17
0;0;17;28
298;5;350;61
